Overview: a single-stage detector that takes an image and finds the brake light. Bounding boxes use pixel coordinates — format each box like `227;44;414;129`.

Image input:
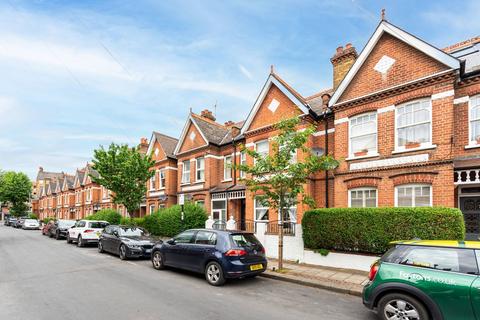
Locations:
225;249;247;257
369;262;380;281
261;247;265;254
83;229;95;233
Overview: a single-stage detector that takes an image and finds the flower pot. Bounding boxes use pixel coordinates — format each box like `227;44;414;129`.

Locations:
405;142;421;149
354;150;368;157
476;138;480;145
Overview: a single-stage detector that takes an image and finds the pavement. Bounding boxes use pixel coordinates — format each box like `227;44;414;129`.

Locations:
0;224;375;320
262;259;369;296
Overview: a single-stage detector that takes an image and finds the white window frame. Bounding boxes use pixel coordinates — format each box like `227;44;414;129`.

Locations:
394;184;432;207
159;169;166;189
254;140;269;164
181;161;191;184
240;151;247;178
254;196;270;222
348;188;378;208
349;112;378;158
395;98;433;152
468;95;480;146
196;158;205;182
149;204;155;214
223;155;232;181
150;172;156;191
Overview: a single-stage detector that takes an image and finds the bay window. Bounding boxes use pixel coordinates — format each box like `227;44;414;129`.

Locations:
349;113;377;157
469;95;480;145
182;161;190;184
395;184;431;207
396;99;431;149
349;188;377;207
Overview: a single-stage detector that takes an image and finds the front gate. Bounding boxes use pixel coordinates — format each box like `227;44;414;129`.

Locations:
460;197;480;240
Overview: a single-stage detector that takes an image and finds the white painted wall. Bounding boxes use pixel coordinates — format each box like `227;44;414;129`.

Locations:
255;223;379;271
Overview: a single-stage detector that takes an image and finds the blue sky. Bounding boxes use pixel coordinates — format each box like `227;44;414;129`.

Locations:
0;0;479;179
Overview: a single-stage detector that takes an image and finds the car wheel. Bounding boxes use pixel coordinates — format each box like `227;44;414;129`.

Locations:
152;251;165;270
205;261;226;286
378;293;429;320
55;231;60;240
66;233;72;243
49;232;53;238
119;244;128;260
77;235;84;247
98;240;104;253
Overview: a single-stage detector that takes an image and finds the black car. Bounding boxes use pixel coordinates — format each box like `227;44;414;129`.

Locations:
98;225;157;260
49;219;76;239
151;229;267;286
4;215;12;226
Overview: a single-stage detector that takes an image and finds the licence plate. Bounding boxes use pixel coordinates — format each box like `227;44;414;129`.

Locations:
145;249;152;253
250;264;263;271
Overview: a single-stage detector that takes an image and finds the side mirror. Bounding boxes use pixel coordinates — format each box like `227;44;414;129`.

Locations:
167;239;176;245
113;230;119;237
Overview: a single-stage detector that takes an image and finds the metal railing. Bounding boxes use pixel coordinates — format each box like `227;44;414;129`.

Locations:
212;220;226;230
265;220;295;236
240;219;256;233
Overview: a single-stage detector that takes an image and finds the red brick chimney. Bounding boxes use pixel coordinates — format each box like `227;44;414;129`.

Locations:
200;109;216;122
224;120;235;127
331;43;358;89
138;137;149;154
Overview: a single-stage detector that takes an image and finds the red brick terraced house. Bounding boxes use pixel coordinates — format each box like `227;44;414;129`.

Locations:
82;164;102;217
173;110;246;228
60;175;75;219
326;20;480;239
73;168;86;220
145;132;179;214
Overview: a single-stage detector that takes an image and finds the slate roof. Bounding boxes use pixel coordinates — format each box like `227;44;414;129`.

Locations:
153;132;178;158
191;113;230;145
445;36;480;75
50;181;57;194
86;164;100;179
65;175;75;189
36;170;64;182
306;88;334;115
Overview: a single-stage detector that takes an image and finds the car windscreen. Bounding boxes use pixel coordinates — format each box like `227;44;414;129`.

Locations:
230;233;262;248
25;219;37;223
119;227;147;237
89;222;109;229
58;220;76;227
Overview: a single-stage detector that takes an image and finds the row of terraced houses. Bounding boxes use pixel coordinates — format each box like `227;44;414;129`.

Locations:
34;20;480;256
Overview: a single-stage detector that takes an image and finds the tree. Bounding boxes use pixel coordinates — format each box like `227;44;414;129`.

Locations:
90;143;155;215
236;117;338;270
0;171;32;216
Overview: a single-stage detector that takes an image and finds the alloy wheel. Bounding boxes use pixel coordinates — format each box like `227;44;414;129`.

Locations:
207;264;220;284
152;252;162;269
119;245;126;260
384;299;420;320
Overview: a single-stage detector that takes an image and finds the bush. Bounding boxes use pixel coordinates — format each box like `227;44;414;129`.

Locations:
144;203;208;237
302;207;465;254
42;216;55;224
120;217;145;228
85;209;122;224
28;213;38;220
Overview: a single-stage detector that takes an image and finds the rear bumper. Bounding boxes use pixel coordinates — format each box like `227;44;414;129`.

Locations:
23;226;40;230
223;260;268;279
362;282;374;309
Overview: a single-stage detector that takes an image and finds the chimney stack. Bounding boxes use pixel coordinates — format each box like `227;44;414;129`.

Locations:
224;120;235;127
39;166;43;172
200;109;216;122
331;43;358;90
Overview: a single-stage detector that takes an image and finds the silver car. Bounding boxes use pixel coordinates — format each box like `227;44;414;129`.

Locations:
22;219;40;230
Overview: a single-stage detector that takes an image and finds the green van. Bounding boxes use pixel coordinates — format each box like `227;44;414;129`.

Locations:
363;240;480;320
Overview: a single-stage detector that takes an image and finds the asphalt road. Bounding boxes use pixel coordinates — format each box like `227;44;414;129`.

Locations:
0;224;375;320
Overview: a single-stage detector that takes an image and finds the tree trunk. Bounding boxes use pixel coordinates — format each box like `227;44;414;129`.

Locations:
278;206;283;270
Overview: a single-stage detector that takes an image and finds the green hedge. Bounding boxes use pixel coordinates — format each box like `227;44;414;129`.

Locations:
302;207;465;254
144;203;208;237
85;209;122;224
120;217;146;228
42;216;55;224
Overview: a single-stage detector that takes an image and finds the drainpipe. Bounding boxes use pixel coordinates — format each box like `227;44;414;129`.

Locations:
322;106;332;208
232;138;237;186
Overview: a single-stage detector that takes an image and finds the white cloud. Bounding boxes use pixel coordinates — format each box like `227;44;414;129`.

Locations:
63;134;139;144
239;64;253;80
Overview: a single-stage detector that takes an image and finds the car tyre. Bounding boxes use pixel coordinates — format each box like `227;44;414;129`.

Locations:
119;244;128;260
205;261;226;286
66;233;72;243
55;231;60;240
152;251;165;270
49;232;54;238
98;240;105;253
77;235;84;247
377;293;429;320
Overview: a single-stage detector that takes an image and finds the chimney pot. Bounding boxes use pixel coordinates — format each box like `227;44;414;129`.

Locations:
200;109;216;121
224;120;235;127
336;46;343;54
345;43;352;49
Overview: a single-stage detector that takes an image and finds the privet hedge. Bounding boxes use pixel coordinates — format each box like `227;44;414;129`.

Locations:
302;207;465;254
85;209;122;224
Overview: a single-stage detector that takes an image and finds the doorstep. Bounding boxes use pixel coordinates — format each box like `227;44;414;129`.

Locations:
260;259;369;297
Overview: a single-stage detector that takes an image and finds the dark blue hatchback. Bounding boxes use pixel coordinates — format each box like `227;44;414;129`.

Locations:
151;229;267;286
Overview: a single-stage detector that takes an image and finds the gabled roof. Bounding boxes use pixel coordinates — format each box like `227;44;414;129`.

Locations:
146;131;179;159
329;20;461;107
446;36;480;75
74;169;85;188
49;181;57;195
305;88;333;115
241;72;312;135
55;179;63;193
62;175;75;191
83;164;99;185
36;169;64;182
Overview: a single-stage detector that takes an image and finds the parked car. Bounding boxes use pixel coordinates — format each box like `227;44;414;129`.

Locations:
363;240;480;320
9;217;18;227
14;217;26;228
98;225;157;260
4;215;13;226
66;220;109;247
49;220;76;239
151;229;267;286
22;219;40;230
42;220;55;235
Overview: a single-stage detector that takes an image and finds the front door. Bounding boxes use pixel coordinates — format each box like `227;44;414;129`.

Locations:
460;197;480;240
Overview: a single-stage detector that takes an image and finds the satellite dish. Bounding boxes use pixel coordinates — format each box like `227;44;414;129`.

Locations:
312;148;325;157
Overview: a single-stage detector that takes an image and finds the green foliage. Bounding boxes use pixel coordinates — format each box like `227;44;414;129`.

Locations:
28;213;38;220
314;248;330;256
90;143;155;215
84;209;122;224
120;217;145;228
302;207;466;254
235;117;338;216
0;171;32;217
43;216;55;224
143;203;208;237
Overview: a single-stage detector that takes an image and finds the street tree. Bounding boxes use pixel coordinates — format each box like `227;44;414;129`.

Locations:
0;171;32;216
235;117;338;270
90;143;155;215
